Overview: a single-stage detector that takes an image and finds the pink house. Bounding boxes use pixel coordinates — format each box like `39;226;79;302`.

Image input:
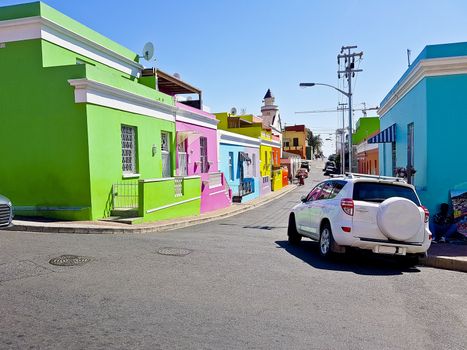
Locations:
156;69;231;213
176;103;231;212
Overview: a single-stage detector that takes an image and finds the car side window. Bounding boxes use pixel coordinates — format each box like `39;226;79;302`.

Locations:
317;181;333;200
328;180;346;199
306;184;323;202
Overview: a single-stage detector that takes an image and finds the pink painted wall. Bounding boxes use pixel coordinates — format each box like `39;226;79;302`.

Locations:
176;105;231;213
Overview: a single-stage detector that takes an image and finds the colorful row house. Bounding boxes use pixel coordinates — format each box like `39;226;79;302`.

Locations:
375;41;467;214
0;2;289;222
0;2;230;223
353;117;380;175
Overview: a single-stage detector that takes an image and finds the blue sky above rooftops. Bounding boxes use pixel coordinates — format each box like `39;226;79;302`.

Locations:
1;0;467;156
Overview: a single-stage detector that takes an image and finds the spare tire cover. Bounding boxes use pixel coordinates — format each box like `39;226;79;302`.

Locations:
377;197;422;241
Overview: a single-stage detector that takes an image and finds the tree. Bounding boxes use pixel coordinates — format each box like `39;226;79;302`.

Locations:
307;131;322;156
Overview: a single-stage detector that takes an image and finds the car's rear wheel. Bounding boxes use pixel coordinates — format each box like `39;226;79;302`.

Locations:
319;223;334;258
288;215;302;245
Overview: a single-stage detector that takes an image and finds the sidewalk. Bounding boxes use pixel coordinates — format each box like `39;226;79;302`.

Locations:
420;242;467;273
4;184;298;235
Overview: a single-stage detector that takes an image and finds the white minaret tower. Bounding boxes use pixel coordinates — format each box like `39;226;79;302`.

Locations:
261;89;278;118
260;89;283;157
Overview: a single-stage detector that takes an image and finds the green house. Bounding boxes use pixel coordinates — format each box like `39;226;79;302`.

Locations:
0;2;201;222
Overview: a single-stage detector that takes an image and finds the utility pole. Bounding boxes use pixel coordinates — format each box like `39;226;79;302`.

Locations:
337;45;363;173
337;102;347;174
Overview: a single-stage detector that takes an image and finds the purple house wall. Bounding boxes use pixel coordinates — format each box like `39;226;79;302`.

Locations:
176;103;231;213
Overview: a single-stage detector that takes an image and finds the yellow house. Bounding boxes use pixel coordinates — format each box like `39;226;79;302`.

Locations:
283;125;308;159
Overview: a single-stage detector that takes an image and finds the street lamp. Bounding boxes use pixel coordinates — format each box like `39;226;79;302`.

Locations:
299;82;354;172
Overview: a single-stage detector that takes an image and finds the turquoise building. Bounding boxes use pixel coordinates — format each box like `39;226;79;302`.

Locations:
375;42;467;214
218;130;261;203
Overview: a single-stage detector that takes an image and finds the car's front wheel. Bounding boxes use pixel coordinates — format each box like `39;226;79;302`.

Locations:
288;214;302;245
319;223;334;258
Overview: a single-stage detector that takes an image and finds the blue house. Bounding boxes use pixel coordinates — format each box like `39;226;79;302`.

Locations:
218;130;261;203
373;42;467;214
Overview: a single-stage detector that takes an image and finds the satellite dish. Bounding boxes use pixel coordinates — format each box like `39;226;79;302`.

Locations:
173;73;181;79
141;42;154;61
230;107;237;116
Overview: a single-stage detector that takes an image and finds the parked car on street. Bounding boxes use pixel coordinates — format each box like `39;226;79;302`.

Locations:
287;173;431;265
0;194;13;228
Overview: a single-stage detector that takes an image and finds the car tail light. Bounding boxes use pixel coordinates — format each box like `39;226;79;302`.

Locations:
341;198;354;216
341;226;351;233
421;205;429;223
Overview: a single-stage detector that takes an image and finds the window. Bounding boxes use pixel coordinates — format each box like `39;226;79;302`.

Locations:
177;139;188;176
407;123;414;184
293;138;299;147
121;125;136;174
328;181;346;199
161;131;171;178
317;182;333;200
305;184;324;202
200;137;208;173
391;142;397;176
283;139;290;148
252;153;256;177
353;182;420;205
228;152;234;180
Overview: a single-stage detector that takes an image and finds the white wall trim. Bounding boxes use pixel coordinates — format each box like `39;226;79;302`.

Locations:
140;175;201;183
379;56;467;116
68;79;176;122
176;110;219;129
260;138;281;148
218;130;261;148
146;196;201;214
356;142;378;154
0;16;143;76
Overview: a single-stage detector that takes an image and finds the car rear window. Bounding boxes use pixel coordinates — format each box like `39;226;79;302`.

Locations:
353;182;420;205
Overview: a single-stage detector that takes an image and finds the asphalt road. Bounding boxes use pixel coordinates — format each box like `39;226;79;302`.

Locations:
0;162;466;350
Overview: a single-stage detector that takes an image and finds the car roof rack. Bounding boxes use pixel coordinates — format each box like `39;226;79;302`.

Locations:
342;172;407;183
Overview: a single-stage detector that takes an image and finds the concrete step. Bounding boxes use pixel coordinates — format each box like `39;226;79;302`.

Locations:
110;208;139;218
99;216;144;225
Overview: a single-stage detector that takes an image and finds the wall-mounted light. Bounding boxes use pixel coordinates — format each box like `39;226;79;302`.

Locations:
152;144;157;156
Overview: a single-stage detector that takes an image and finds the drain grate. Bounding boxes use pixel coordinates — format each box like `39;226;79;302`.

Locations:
157;248;192;256
49;255;92;266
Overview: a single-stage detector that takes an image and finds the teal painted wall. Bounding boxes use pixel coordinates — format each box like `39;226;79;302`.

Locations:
379;72;467;214
426;74;467;212
379;80;428;196
0;39;92;219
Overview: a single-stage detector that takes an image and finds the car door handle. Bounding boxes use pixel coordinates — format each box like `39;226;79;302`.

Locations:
356;208;368;213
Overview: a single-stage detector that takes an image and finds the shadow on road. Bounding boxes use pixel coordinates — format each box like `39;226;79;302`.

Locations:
275;240;421;276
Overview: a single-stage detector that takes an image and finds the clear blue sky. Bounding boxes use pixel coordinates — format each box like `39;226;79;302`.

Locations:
3;0;467;155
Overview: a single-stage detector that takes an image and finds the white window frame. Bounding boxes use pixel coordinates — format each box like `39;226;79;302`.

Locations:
121;125;137;175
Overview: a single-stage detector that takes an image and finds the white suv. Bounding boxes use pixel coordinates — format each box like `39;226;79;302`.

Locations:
288;174;431;264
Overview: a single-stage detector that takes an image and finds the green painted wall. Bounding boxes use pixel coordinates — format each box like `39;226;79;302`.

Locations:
86;104;176;219
139;177;201;222
0;40;92;219
0;2;139;62
353;117;380;145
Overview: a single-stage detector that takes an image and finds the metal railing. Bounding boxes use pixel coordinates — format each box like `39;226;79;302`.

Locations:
239;179;254;197
112;182;139;209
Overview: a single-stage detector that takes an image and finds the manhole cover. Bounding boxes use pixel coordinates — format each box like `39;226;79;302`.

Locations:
49;255;92;266
157;248;192;256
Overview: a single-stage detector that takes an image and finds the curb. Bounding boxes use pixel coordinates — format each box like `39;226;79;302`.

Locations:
6;184;298;235
420;255;467;273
